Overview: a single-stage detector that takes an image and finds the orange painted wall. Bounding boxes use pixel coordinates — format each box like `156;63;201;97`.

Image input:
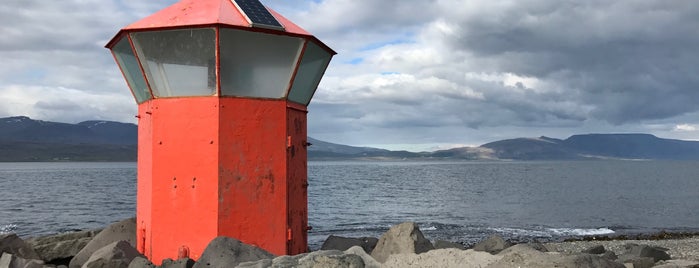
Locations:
286;106;309;254
135;97;309;263
217;98;289;255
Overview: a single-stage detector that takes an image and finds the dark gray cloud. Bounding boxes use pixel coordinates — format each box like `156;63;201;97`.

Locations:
444;0;699;125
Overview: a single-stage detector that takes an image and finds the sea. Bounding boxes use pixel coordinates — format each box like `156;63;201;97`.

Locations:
1;160;698;250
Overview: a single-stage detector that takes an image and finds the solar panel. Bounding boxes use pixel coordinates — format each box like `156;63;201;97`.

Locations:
232;0;284;31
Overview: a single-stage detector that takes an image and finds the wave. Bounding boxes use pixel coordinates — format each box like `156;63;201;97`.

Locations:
488;227;615;238
548;227;615;236
0;224;17;234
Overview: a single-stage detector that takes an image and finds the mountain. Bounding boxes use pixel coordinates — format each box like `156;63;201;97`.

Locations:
479;134;699;160
0;116;136;161
307;137;421;159
3;116;699;161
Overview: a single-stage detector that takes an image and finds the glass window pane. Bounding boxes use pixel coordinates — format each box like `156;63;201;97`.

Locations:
111;36;151;103
219;28;302;98
288;41;332;105
131;28;216;97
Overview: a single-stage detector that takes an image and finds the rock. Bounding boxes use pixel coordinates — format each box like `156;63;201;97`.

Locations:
600;250;618;260
160;258;195;268
433;240;465;250
69;218;136;268
191;236;274;268
0;252;46;268
233;258;271;268
489;244;625;268
26;229;101;263
370;222;434;263
277;250;363;268
344;246;380;268
622;244;671;262
583;245;607;254
127;256;155;268
472;235;511;254
321;235;378;253
653;259;699;268
618;256;655;268
525;242;549;252
237;250;364;268
383;248;500;268
82;240;144;268
0;233;41;260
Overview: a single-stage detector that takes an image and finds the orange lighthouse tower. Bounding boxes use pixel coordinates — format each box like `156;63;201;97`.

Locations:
105;0;335;263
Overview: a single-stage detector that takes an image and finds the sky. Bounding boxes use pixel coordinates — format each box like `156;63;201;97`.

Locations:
1;0;698;151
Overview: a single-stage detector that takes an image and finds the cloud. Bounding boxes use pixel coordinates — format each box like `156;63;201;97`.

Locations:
1;0;698;148
674;124;697;132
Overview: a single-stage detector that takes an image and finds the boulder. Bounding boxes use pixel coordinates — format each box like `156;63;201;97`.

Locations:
160;258;195;268
472;235;511;254
370;222;434;263
236;250;364;268
191;236;274;268
489;244;625;268
617;256;655;268
653;259;699;268
525;242;549;252
383;248;500;268
274;250;363;268
0;252;46;268
344;246;380;268
69;218;136;268
583;245;606;254
0;233;41;260
321;235;378;253
82;240;144;268
433;240;465;250
621;243;671;262
26;229;101;263
127;256;155;268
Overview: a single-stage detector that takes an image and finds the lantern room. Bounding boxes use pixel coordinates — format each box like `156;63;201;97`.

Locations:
106;0;334;263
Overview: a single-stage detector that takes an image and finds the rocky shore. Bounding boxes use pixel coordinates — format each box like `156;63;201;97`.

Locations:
1;218;698;268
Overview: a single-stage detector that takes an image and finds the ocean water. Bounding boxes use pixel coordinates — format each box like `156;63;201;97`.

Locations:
1;161;698;250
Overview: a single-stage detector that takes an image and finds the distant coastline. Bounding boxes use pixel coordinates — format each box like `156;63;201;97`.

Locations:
3;116;699;162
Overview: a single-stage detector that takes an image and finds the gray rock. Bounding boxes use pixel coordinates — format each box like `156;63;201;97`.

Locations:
160;258;195;268
191;236;274;268
472;235;511;254
618;256;655;268
583;245;607;254
0;252;46;268
321;236;378;253
490;244;625;268
600;250;618;260
0;233;41;260
622;243;671;262
234;258;272;268
653;259;699;268
525;242;549;252
433;240;465;250
26;229;101;263
383;248;501;268
344;246;380;268
269;250;363;268
82;240;143;268
127;256;155;268
370;222;434;263
69;218;136;268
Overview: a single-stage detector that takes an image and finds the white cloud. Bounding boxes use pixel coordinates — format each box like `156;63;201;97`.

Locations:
674;124;698;132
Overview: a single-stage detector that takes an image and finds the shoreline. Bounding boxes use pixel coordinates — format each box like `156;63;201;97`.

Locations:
3;219;699;267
